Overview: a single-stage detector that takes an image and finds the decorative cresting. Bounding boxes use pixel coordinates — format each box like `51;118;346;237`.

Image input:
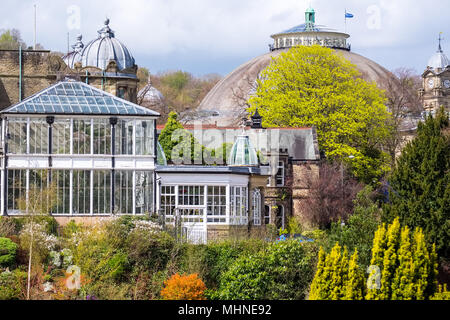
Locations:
81;19;136;71
228;133;259;166
428;34;450;71
63;34;84;69
270;7;350;51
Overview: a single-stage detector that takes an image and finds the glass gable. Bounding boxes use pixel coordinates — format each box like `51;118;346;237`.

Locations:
2;81;159;116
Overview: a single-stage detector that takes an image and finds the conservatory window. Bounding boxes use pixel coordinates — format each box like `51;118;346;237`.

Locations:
161;186;176;222
93;119;111;155
73;119;91;154
114;171;133;214
207;186;226;223
52;170;70;215
135;171;153;215
252;189;262;226
7;118;27;154
116;119;134;155
178;186;204;206
179;208;204;223
230;186;248;225
53;119;71;154
135;120;154;156
29;118;49;154
29;169;50;208
93;170;111;215
73;170;91;214
7;169;26;211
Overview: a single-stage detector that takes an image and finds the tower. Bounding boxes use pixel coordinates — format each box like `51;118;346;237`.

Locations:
420;34;450;113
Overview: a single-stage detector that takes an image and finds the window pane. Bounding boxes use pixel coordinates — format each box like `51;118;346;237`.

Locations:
53;119;71;154
8;118;27;154
73;170;91;214
93;170;111;214
115;120;133;155
93;119;111;155
7;169;26;211
114;171;133;214
53;170;70;214
135;171;153;214
135;120;154;156
29;118;48;154
73;120;91;154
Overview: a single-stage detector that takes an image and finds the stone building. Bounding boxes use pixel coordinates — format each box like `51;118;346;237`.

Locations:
420;35;450;114
0;19;139;111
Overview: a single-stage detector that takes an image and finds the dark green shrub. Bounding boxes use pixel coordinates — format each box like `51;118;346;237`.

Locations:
212;240;316;300
106;252;130;281
0;237;18;267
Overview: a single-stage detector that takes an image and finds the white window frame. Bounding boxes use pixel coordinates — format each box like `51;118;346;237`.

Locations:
252;189;261;226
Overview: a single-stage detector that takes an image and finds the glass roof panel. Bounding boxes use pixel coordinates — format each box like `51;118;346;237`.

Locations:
2;80;159;116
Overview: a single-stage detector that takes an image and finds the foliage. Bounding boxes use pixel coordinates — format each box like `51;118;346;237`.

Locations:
0;238;18;268
0;269;27;300
309;244;365;300
366;218;439;300
0;29;27;50
430;284;450;300
213;240;316;300
301;162;363;228
325;186;382;269
248;45;392;184
160;273;207;300
383;108;450;258
0;217;21;237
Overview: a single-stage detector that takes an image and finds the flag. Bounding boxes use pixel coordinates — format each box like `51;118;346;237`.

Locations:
345;12;354;18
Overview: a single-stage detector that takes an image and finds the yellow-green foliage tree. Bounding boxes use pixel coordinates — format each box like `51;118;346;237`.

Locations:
366;218;438;300
309;244;365;300
248;45;392;184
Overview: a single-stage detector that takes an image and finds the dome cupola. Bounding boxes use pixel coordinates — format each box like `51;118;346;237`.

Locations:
428;34;450;71
81;19;136;71
63;34;84;69
138;76;165;105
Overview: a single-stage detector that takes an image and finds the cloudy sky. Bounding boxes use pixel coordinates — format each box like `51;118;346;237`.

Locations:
0;0;448;76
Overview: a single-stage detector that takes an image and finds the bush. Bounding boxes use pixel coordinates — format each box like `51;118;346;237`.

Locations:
0;237;18;267
213;240;315;300
324;186;381;269
0;269;27;300
0;217;21;237
160;273;206;300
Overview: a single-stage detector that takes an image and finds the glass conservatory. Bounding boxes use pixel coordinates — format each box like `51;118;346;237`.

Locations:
0;80;160;216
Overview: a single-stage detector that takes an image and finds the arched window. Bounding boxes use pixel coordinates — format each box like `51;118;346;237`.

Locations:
252;189;261;226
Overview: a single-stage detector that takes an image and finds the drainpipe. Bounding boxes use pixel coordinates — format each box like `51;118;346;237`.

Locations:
110;117;118;214
3;118;8;216
46;116;54;183
18;46;22;102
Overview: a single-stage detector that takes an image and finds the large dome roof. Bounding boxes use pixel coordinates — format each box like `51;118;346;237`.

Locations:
198;49;395;126
427;41;450;71
80;19;135;71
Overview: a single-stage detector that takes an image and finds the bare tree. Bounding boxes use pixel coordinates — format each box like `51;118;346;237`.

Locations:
17;173;58;300
380;68;423;163
301;162;363;229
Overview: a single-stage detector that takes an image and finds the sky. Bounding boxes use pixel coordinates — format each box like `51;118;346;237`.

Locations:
0;0;448;77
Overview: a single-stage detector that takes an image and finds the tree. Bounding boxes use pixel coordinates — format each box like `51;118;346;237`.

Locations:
248;45;392;184
16;172;59;300
325;186;382;269
309;244;365;300
301;162;363;229
380;68;422;164
366;218;438;300
0;29;27;50
383;107;450;258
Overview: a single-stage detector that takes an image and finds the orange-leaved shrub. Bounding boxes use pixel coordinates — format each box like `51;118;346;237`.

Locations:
160;273;206;300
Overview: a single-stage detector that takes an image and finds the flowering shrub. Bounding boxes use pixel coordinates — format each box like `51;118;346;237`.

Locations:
160;273;207;300
19;222;59;264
